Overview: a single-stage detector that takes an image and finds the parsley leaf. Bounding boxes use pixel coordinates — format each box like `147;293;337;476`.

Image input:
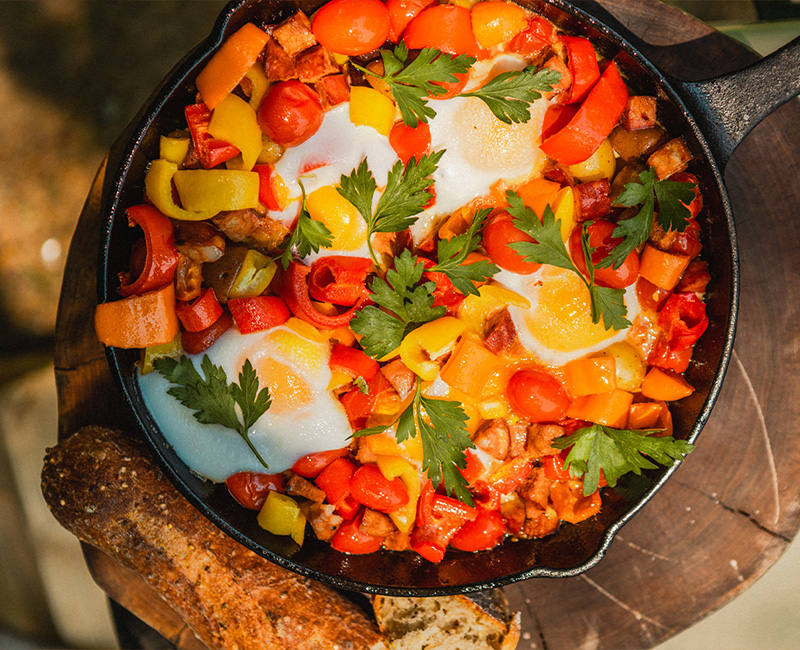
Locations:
153;355;272;468
505;190;630;331
337;151;443;266
459;65;562;124
279;180;333;268
351;249;445;358
551;424;695;496
355;44;475;127
603;167;696;269
427;208;498;295
355;376;475;505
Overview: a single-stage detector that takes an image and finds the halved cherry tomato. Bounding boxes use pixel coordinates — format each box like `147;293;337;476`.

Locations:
449;509;505;552
403;4;480;57
569;219;640;289
667;218;703;259
389;121;431;164
350;464;409;512
312;0;391;56
227;295;291;334
636;276;671;312
257;81;324;148
648;336;693;373
385;0;435;42
331;509;384;554
482;211;541;275
181;310;233;355
508;15;554;57
507;369;570;422
671;172;703;218
291;447;349;478
340;371;392;429
225;472;285;510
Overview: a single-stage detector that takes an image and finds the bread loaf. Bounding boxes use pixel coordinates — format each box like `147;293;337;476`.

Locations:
41;426;387;650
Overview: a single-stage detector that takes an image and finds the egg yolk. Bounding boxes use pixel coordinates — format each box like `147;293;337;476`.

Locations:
524;268;621;353
257;358;312;415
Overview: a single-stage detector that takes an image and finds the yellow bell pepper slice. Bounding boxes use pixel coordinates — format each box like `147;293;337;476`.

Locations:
306;185;366;251
257;491;306;546
173;168;259;214
244;63;270;111
399;317;466;381
159;132;191;165
140;333;182;375
349;86;395;136
569;138;616;183
228;249;277;299
375;455;421;535
145;159;217;221
208;94;262;171
553;185;575;242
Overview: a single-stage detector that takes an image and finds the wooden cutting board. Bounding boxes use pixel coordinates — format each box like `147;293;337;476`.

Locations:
54;1;800;648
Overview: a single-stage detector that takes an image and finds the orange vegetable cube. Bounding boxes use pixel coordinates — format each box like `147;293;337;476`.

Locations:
549;480;601;524
566;388;633;428
440;336;506;399
94;283;179;349
639;244;691;291
641;368;695;401
626;401;663;429
563;356;616;397
516;177;561;219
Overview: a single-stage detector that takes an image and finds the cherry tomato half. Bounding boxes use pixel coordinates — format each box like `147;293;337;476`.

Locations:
429;71;470;99
389;120;431;164
257;80;324;148
385;0;435;42
312;0;390;56
482;211;541;275
403;4;480;57
449;509;505;552
507;369;570;422
290;447;349;478
350;464;409;512
569;219;639;289
331;510;384;554
225;472;285;510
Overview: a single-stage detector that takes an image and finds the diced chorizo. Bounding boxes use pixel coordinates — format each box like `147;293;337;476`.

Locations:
286;475;326;503
473;418;510;461
315;73;351;109
380;359;416;400
383;530;411;551
500;494;526;536
609;124;666;163
354;437;378;465
508;421;529;459
174;253;202;302
523;504;559;538
526;423;565;458
648;221;677;251
264;36;297;81
542;54;571;100
296;45;340;83
574;178;611;221
359;509;396;538
517;467;552;509
620;95;658;131
647;137;693;180
483;309;519;354
301;502;343;542
173;221;225;264
213;209;290;253
271;11;317;56
542;163;575;187
675;259;710;294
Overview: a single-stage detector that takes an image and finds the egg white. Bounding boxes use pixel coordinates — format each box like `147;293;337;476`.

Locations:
139;324;351;482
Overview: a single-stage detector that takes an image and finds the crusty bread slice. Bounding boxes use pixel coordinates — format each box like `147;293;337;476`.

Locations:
373;591;521;650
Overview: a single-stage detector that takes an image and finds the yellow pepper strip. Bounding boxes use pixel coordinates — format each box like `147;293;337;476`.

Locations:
375;455;421;535
257;491;306;546
457;284;530;337
244;63;270;111
159;132;190;165
208;94;262;171
140;333;181;375
399;317;466;381
145;159;217;221
228;249;277;299
553;185;575;242
173;168;259;214
349;86;395;136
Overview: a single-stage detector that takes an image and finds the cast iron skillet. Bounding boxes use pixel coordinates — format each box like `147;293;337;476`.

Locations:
98;0;800;595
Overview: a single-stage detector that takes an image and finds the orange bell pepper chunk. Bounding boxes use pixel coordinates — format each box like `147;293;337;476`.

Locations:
196;23;270;110
566;388;633;428
626;401;663;430
638;244;691;291
516;177;560;219
549;479;601;524
641;368;695;401
95;283;179;349
563;356;616;397
439;336;505;399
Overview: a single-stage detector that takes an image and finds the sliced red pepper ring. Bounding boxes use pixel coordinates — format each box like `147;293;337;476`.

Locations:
329;343;380;382
175;287;224;332
227;295;292;334
282;260;368;330
185;103;240;170
307;256;373;306
657;293;709;352
118;204;180;297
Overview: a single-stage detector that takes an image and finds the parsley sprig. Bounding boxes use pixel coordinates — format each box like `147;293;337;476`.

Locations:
552;424;695;496
279;180;333;268
506;191;631;331
603;167;697;269
356;376;475;505
153;355;272;468
337;151;444;266
350;249;445;359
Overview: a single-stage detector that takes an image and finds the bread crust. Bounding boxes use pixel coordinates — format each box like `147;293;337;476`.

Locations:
41;426;387;650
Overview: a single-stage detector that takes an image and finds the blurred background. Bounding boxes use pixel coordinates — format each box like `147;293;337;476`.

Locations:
0;1;797;648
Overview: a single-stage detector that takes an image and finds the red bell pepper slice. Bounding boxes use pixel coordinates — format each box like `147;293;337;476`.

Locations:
350;464;409;513
340;371;392;430
315;457;357;505
175;287;223;332
227;295;292;334
118;204;179;297
307;256;373;306
540;60;629;165
657;293;709;352
329;343;379;382
253;164;284;211
449;508;505;552
181;310;233;355
225;472;285;510
419;257;465;313
561;36;601;104
291;447;349;478
541;103;579;141
542;450;573;481
411;480;477;562
508;16;554;57
282;260;368;330
458;450;485;486
648;336;693;373
185;103;240;170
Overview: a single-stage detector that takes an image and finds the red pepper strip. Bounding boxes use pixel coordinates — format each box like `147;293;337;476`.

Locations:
118;205;179;297
282;261;367;330
561;36;601;104
181;310;233;355
329;343;379;381
541;103;578;141
542;451;572;481
185;103;240;170
227;295;292;334
291;447;349;478
657;293;709;351
307;256;373;306
315;457;357;505
411;481;477;562
253;164;283;211
418;257;464;313
458;450;485;486
340;371;392;430
540;60;629;165
175;287;223;332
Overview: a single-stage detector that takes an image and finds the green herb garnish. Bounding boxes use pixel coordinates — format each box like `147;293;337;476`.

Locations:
279;179;334;268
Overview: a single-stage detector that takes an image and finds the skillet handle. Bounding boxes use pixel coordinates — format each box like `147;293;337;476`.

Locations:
673;35;800;170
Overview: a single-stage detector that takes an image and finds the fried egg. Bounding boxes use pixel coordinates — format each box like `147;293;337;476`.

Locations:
494;266;641;367
138;321;351;481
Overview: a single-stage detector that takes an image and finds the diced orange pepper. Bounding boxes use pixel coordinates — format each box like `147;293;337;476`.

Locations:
95;283;179;349
566;388;633;428
516;177;560;219
196;23;270;110
641;368;695;401
563;356;616;397
627;401;663;429
549;479;601;524
638;244;691;291
439;336;506;399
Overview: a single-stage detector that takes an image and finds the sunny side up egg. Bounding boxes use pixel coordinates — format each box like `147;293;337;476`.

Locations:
138;321;351;481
